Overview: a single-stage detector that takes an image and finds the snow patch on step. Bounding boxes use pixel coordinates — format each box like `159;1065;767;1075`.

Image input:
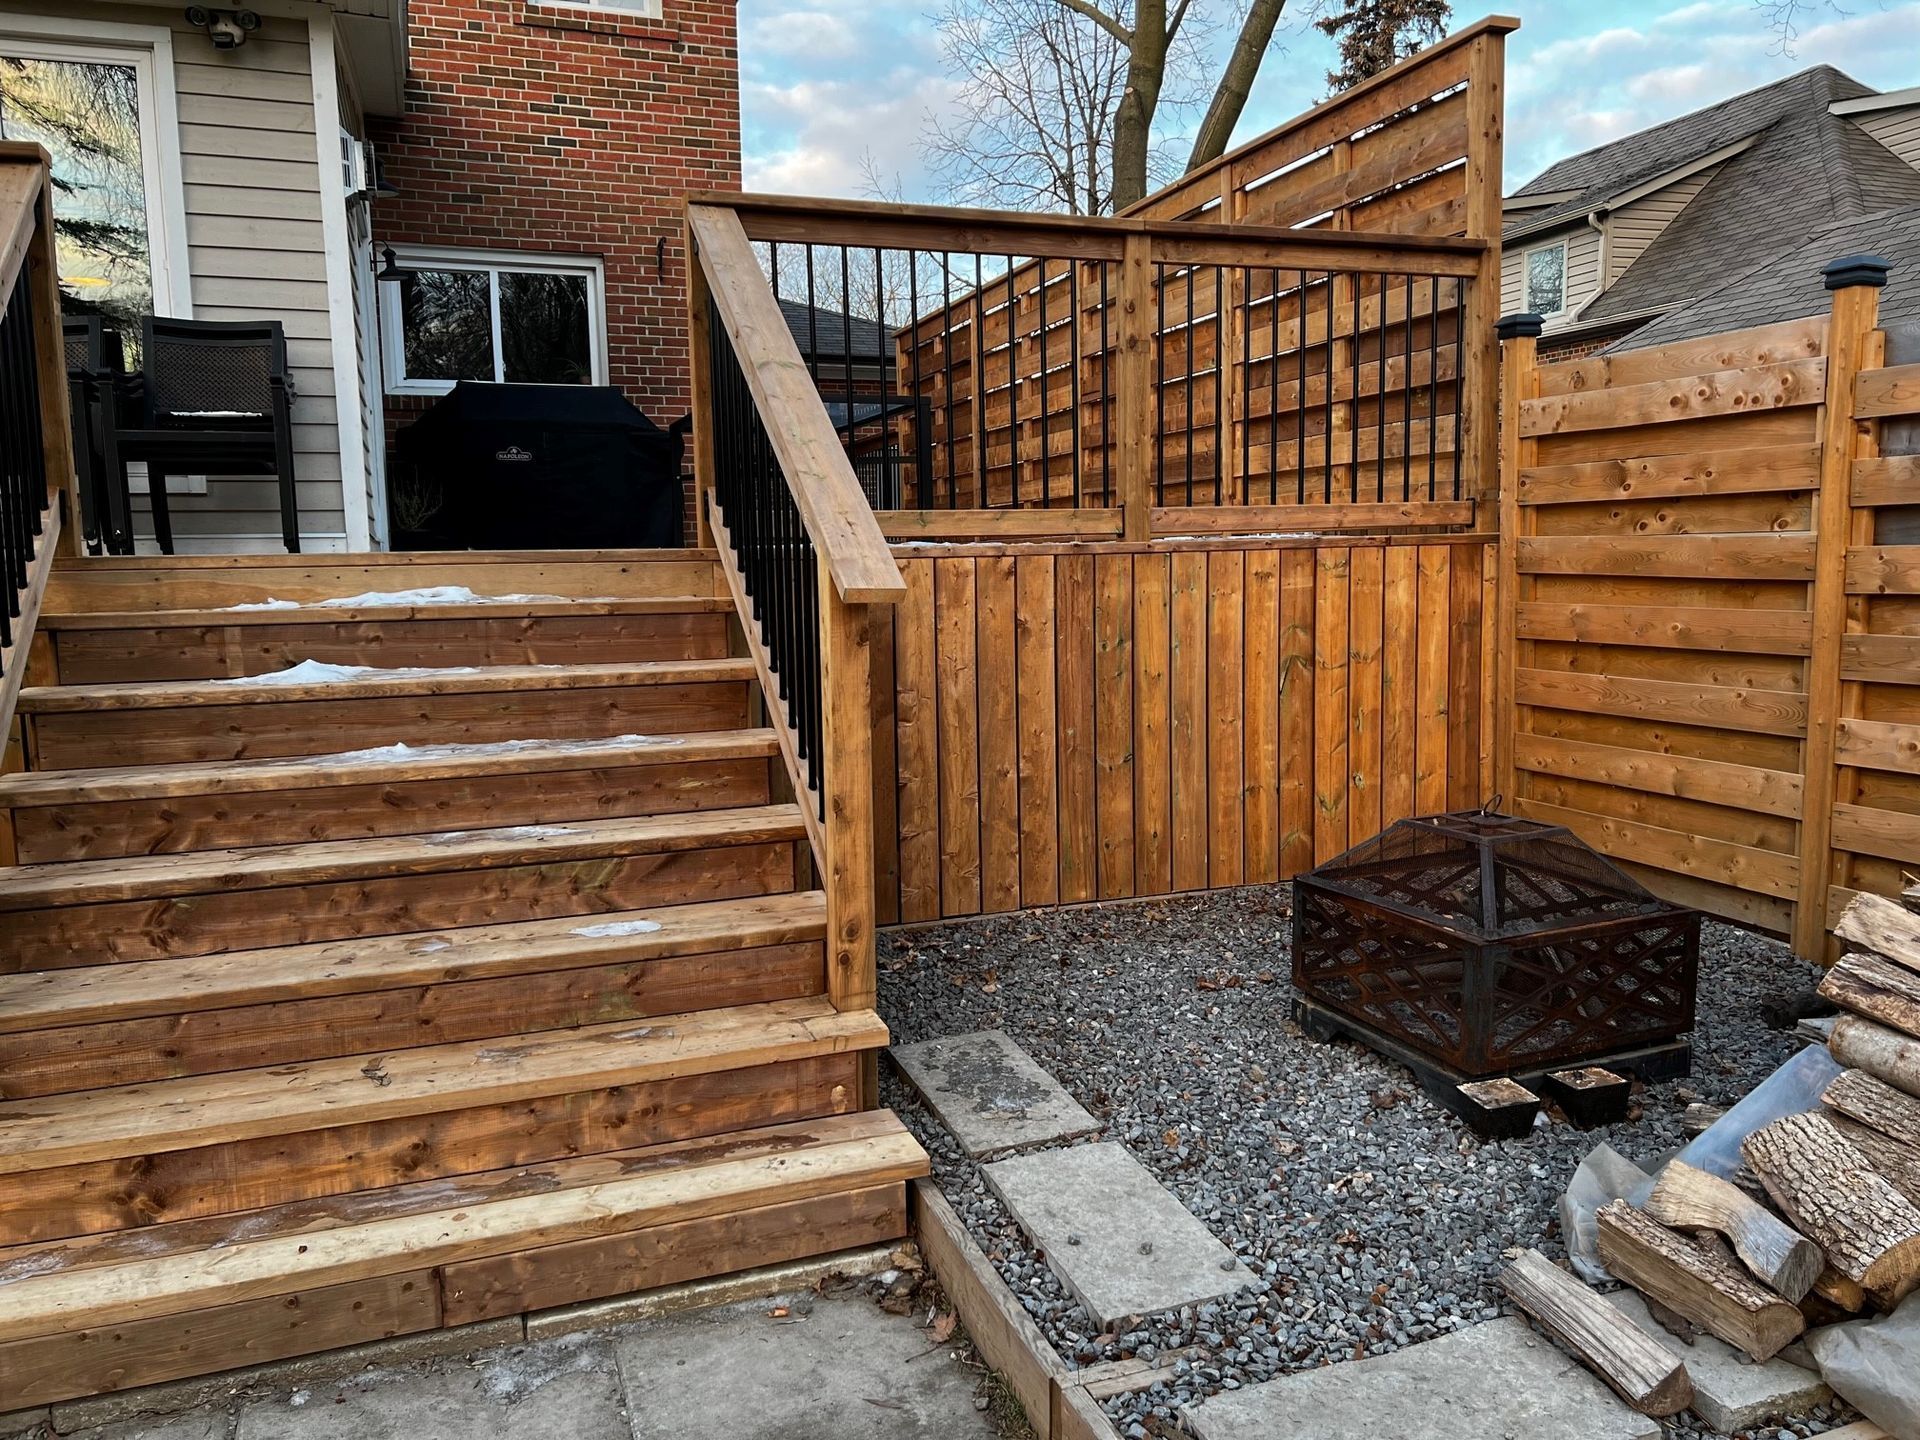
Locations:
569;919;665;938
292;733;686;767
222;584;597;611
215;659;484;686
419;824;582;846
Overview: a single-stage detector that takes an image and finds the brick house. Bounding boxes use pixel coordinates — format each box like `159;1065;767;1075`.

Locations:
368;0;741;539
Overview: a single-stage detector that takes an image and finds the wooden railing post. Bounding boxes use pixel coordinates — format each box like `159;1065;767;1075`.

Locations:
1116;232;1153;540
1461;28;1508;517
684;219;717;550
819;570;879;1017
1493;311;1542;812
1795;253;1890;961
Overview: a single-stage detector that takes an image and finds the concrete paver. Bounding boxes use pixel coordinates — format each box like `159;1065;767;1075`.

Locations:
891;1029;1101;1159
612;1291;996;1439
1607;1289;1830;1433
1185;1316;1660;1440
983;1141;1254;1327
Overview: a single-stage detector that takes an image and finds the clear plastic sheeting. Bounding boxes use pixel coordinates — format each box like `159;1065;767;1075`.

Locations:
1807;1289;1920;1440
1559;1142;1651;1284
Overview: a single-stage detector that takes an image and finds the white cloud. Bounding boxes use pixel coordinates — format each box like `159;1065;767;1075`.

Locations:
743;72;965;198
743;9;862;64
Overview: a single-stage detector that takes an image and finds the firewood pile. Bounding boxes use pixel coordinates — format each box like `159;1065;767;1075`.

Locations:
1497;886;1920;1425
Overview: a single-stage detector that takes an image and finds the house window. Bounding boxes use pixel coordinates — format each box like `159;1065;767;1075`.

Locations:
528;0;663;18
380;248;607;395
1524;239;1567;317
0;30;187;330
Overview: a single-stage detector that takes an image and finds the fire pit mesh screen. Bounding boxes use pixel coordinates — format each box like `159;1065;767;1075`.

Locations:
1292;811;1699;1077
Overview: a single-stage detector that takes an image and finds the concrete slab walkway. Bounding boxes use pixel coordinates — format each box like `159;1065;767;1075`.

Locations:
12;1292;1000;1440
891;1030;1100;1159
1184;1316;1660;1440
984;1142;1254;1327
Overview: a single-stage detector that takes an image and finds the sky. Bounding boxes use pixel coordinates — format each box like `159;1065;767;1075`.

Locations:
738;0;1920;202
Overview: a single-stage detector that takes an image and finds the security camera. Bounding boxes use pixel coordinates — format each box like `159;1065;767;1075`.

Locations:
185;7;260;49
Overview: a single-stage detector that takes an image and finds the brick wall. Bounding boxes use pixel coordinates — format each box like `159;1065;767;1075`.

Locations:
369;0;741;543
1538;320;1647;363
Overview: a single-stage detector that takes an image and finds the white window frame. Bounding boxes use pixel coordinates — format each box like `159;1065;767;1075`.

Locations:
0;15;193;319
1523;238;1568;319
379;245;608;397
527;0;664;19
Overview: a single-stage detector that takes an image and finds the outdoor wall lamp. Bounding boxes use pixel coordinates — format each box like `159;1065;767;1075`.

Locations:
185;8;261;49
376;246;406;282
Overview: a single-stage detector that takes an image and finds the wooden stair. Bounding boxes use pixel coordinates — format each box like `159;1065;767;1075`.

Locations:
0;553;925;1410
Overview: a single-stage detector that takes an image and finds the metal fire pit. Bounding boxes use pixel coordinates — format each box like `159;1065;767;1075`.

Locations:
1290;810;1700;1093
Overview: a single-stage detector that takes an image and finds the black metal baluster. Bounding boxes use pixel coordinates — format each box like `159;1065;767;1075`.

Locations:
1038;257;1050;506
1451;277;1464;500
1401;275;1414;505
1376;271;1389;502
941;253;955;508
1427;276;1440;504
1185;266;1195;506
974;255;987;510
1069;258;1083;506
1155;264;1166;506
910;253;929;508
1006;257;1019;509
1100;261;1111;507
1294;269;1306;506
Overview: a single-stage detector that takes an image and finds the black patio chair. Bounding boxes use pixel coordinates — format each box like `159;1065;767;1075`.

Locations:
114;317;300;554
62;317;134;556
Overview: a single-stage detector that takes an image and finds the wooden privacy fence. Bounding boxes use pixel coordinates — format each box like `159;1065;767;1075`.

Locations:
1496;257;1920;961
869;531;1493;925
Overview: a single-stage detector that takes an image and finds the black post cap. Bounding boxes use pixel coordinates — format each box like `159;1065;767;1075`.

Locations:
1496;312;1544;340
1823;254;1892;291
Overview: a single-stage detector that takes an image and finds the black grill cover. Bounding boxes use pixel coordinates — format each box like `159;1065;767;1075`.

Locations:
394;383;683;549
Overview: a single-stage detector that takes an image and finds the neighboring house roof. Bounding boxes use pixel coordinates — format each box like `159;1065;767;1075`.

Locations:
1504;66;1920;332
777;299;892;364
1608;203;1920;351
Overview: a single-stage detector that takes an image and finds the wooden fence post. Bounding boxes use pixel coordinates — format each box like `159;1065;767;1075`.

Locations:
684;217;717;550
1794;253;1890;961
1116;233;1153;540
1461;30;1508;521
1493;312;1542;813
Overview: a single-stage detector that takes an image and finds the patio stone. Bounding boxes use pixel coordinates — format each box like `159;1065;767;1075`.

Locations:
1605;1289;1830;1433
1184;1317;1658;1440
890;1029;1100;1159
231;1332;628;1440
612;1289;996;1439
982;1142;1254;1327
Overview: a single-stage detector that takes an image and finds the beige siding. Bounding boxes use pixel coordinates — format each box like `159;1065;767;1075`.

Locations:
0;3;350;551
1606;164;1720;284
1858;106;1920;170
1500;223;1600;333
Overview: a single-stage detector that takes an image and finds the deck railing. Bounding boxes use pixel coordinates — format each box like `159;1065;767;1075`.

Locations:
686;201;904;1021
0;143;77;737
702;194;1489;542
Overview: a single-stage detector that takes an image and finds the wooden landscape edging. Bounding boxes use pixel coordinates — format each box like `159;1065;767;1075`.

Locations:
911;1180;1123;1440
1494;264;1920;959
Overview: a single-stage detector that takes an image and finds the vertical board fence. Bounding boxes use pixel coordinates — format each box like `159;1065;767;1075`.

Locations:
1496;274;1920;960
871;533;1493;924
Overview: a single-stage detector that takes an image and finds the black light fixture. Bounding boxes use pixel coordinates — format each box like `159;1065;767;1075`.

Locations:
372;174;402;200
377;245;405;282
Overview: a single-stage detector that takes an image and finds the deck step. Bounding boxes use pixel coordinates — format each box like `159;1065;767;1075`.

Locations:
0;995;885;1178
0;892;829;1097
43;595;736;682
0;1110;926;1409
0;728;782;861
18;658;756;768
0;806;807;968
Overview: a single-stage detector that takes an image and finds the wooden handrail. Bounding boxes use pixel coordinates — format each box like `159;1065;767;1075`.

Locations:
0;143;77;745
686;203;905;605
694;190;1487;277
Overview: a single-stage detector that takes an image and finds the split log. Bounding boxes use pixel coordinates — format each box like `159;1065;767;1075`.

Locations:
1821;951;1920;1041
1830;1015;1920;1100
1681;1103;1726;1137
1824;1068;1920;1151
1831;1115;1920;1208
1593;1200;1806;1362
1499;1249;1693;1417
1742;1111;1920;1306
1644;1161;1822;1302
1835;892;1920;975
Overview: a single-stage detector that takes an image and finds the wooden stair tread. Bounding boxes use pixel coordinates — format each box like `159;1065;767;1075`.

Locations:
0;728;781;808
0;1109;927;1343
17;657;756;712
0;805;806;911
43;595;735;630
0;996;890;1176
0;891;828;1035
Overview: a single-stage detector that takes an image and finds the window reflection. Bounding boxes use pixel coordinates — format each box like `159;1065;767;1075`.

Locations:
399;268;494;382
500;270;589;384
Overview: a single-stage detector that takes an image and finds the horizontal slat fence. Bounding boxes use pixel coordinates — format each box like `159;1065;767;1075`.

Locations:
871;533;1492;924
1496;286;1920;960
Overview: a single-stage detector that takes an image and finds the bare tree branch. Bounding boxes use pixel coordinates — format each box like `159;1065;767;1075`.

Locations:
1186;0;1289;171
1053;0;1134;43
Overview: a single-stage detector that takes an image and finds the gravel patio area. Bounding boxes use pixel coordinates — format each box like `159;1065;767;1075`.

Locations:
878;889;1863;1440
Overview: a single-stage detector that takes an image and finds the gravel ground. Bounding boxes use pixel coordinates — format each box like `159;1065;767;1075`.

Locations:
878;889;1861;1440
